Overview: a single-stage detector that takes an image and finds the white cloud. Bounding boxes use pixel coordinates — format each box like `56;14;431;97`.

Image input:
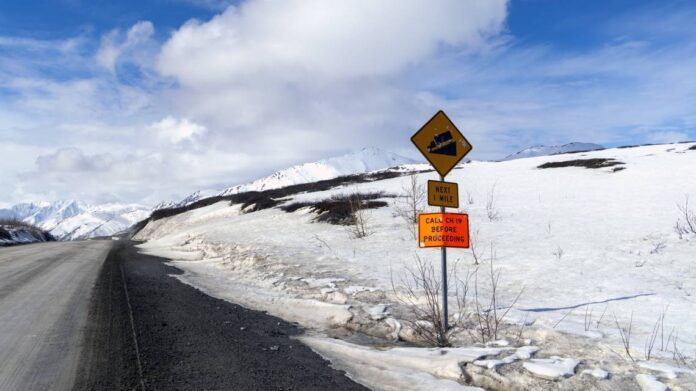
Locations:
35;148;115;172
96;21;155;72
151;116;207;144
156;0;509;164
158;0;507;83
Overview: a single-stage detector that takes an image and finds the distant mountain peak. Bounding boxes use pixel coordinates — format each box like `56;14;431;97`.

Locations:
502;142;605;161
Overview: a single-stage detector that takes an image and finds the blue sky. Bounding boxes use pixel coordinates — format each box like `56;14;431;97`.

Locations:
1;0;695;206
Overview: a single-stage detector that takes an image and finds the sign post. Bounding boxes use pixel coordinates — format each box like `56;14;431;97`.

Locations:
411;110;472;332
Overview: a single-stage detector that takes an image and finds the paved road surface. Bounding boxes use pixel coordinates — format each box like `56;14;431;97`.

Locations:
0;241;112;391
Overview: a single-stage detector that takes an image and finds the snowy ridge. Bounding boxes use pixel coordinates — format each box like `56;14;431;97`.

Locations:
0;201;151;240
220;147;417;196
502;142;605;161
156;147;418;210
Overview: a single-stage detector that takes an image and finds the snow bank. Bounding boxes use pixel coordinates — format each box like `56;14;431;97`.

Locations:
134;142;696;390
300;336;501;390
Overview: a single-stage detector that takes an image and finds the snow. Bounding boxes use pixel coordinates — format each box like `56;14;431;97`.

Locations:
301;336;500;390
0;200;150;240
134;141;696;389
473;345;540;369
502;142;605;161
635;374;669;391
522;356;580;380
638;361;693;380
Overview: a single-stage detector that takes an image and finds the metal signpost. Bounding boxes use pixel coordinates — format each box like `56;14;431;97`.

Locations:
411;110;472;332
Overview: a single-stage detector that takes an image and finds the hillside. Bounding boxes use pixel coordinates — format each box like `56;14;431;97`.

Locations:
133;141;696;390
156;147;417;210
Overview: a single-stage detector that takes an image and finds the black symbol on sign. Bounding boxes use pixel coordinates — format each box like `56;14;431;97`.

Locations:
427;131;457;156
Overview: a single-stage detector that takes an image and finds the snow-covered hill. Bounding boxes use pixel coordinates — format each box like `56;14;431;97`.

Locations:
220;147;417;196
0;200;151;240
157;147;417;210
502;142;604;161
135;141;696;390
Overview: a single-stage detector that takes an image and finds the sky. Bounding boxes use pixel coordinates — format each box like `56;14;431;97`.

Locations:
1;0;695;207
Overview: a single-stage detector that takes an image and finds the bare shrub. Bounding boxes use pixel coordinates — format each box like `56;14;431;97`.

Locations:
645;308;667;361
553;308;574;329
391;244;522;346
348;193;370;238
584;305;593;332
390;255;449;346
614;311;635;362
469;229;483;265
552;245;564;260
453;262;473;328
466;190;474;205
486;184;500;221
472;244;523;343
650;241;666;254
675;196;696;238
395;174;426;239
389;255;475;347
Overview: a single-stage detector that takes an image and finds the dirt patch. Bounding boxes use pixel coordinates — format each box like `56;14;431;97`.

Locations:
281;192;393;225
538;158;625;170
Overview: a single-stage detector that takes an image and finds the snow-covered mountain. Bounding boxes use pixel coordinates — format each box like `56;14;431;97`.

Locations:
0;200;151;240
502;142;605;161
157;147;418;210
219;147;418;196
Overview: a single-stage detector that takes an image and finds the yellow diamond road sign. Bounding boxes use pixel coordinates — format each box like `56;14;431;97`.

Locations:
411;110;472;177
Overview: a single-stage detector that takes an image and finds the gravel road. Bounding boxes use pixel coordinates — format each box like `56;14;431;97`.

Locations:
0;240;112;391
76;241;369;390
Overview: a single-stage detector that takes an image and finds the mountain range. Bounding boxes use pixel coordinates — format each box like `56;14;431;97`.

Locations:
0;201;151;240
502;142;605;161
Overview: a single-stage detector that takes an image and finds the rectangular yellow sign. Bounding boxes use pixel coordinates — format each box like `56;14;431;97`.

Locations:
418;213;470;248
427;180;459;208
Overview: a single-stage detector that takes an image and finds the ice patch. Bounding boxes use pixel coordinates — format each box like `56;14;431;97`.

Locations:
522;356;579;380
473;345;540;369
639;361;691;380
636;374;669;391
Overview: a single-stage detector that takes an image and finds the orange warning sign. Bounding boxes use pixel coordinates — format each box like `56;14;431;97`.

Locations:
418;213;470;248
